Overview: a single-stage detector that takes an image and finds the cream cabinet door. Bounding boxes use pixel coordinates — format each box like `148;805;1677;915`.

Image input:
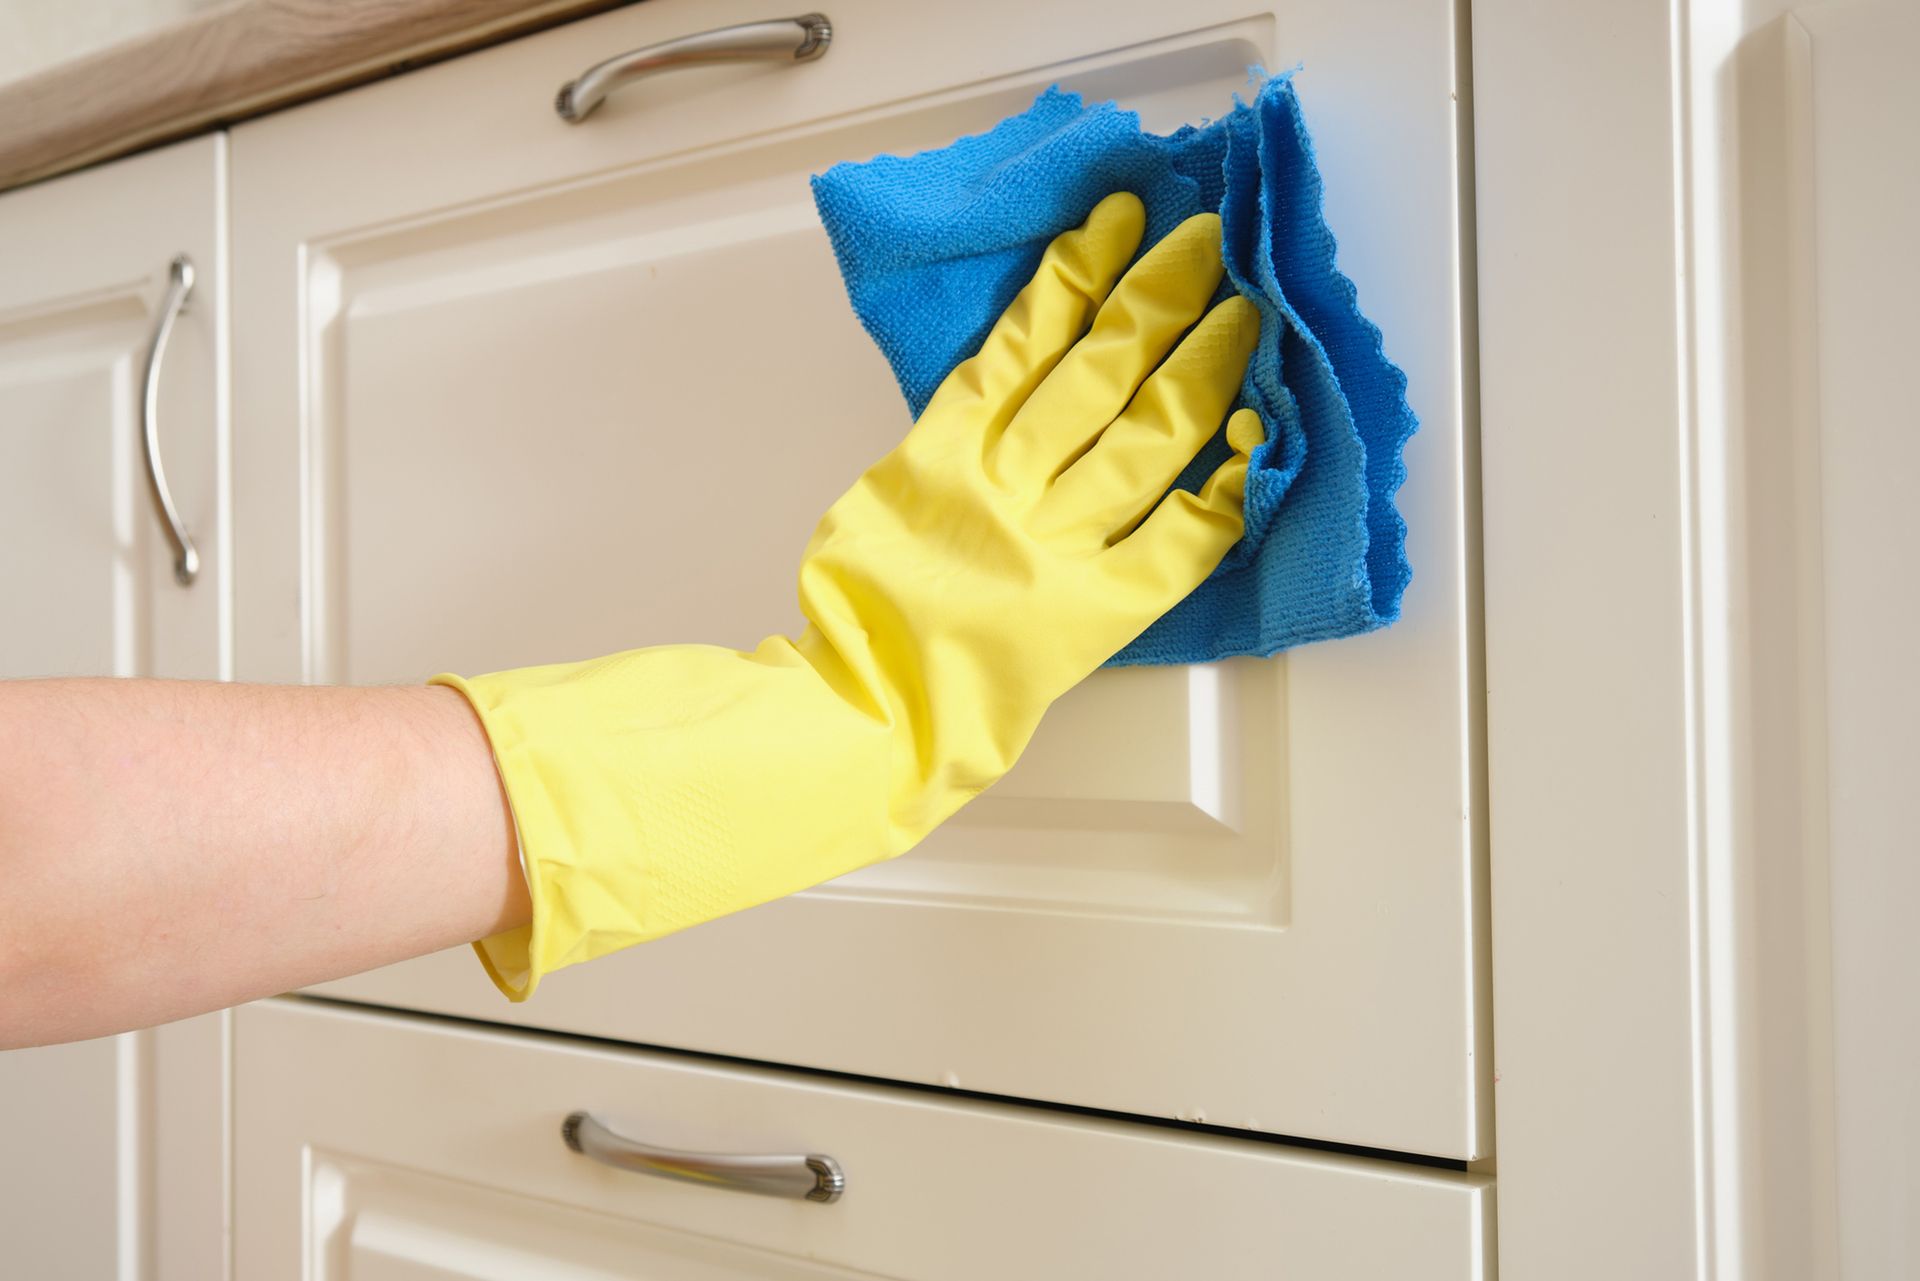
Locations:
0;137;229;1279
235;997;1492;1280
233;0;1484;1158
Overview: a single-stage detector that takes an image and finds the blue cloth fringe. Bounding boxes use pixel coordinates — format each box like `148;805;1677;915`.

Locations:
810;73;1415;665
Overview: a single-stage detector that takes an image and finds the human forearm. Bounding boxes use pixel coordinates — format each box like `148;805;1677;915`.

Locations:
0;678;524;1048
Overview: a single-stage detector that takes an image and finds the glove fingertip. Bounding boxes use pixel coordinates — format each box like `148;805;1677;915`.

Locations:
1225;406;1266;457
1076;191;1147;285
1089;190;1147;236
1173;209;1224;245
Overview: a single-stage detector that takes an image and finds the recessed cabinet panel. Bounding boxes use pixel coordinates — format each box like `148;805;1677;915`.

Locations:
236;999;1493;1281
236;0;1482;1157
320;86;1291;933
0;300;147;677
308;1155;857;1280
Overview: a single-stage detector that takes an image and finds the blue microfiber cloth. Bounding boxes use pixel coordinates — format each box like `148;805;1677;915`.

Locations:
810;72;1416;665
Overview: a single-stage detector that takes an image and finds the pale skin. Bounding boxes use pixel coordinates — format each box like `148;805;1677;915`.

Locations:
0;678;523;1049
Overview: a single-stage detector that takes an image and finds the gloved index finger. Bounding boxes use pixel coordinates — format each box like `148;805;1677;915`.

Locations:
989;211;1227;496
916;192;1146;437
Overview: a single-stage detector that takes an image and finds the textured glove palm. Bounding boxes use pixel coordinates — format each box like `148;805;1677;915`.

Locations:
436;192;1264;999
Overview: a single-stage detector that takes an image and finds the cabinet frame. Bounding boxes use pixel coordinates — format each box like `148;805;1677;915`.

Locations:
1475;1;1852;1277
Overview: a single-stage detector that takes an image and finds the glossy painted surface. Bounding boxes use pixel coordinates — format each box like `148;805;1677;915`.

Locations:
232;0;1486;1158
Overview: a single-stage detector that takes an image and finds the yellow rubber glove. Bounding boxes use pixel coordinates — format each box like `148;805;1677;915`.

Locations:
434;192;1265;1000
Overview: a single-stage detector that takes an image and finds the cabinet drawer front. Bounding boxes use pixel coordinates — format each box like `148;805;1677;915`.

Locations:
235;999;1490;1280
235;0;1482;1156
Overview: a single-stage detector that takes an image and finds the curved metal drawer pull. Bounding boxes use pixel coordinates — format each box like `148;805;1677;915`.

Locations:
140;254;200;586
562;1110;844;1203
554;13;831;122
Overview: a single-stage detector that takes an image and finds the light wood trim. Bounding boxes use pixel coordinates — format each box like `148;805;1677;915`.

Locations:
0;0;639;192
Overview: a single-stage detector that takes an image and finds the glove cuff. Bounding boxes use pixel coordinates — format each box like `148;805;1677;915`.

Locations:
430;641;893;1001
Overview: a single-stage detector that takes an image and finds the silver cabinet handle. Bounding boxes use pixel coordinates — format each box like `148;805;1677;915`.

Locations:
562;1110;844;1203
554;13;831;122
140;254;200;586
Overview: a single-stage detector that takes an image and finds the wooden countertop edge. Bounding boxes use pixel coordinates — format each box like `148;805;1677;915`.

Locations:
0;0;639;193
